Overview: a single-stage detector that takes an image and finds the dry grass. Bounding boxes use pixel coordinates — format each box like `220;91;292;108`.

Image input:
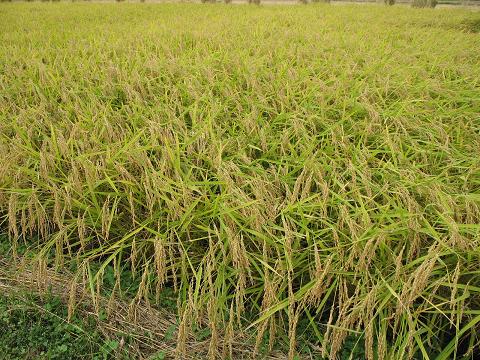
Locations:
1;3;480;359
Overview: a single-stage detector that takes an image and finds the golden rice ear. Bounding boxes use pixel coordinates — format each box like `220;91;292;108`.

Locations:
77;211;87;251
53;187;68;231
223;302;235;360
20;207;27;241
154;235;167;291
308;253;333;306
365;322;374;360
54;229;66;270
207;292;218;360
95;266;104;314
268;314;277;352
377;323;388;360
176;286;193;360
101;196;111;241
127;190;136;225
322;302;335;358
169;241;178;294
34;256;48;292
136;261;152;310
26;193;36;237
394;246;406;281
130;238;138;278
450;262;461;323
287;302;301;360
67;274;79;322
8;193;19;252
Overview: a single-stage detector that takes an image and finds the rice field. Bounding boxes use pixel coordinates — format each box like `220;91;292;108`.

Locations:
1;3;480;359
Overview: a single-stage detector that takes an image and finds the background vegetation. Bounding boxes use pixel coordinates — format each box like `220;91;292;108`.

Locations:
1;3;480;359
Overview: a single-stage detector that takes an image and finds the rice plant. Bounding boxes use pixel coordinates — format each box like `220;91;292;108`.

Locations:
1;3;480;359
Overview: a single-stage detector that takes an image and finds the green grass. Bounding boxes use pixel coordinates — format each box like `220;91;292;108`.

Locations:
1;3;480;359
0;292;121;360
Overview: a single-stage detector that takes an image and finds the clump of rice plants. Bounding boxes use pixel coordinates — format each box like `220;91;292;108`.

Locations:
1;3;480;359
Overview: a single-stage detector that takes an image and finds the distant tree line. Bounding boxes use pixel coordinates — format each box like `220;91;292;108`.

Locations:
0;0;445;8
199;0;440;7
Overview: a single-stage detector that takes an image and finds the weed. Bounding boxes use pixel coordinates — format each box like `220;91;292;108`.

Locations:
0;292;121;360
